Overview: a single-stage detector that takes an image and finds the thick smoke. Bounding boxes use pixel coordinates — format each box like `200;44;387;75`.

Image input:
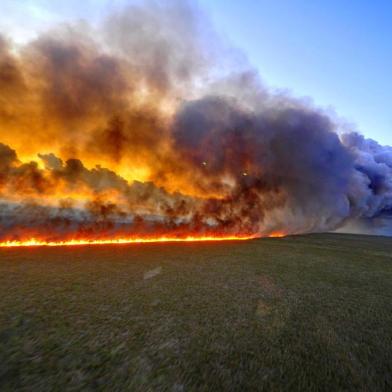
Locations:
0;0;391;242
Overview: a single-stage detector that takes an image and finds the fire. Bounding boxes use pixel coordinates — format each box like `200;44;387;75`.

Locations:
268;232;286;238
0;7;308;243
0;235;258;248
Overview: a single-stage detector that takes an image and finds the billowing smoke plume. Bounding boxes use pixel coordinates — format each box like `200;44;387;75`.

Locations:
0;0;391;242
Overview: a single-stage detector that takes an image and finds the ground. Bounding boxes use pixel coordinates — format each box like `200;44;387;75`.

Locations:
0;233;391;391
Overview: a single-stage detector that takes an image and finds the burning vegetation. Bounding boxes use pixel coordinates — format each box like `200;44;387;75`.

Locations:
0;1;391;246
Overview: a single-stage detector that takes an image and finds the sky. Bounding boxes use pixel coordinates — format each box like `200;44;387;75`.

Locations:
1;0;391;145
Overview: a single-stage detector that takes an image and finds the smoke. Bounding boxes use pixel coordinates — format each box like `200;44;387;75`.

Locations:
0;0;391;242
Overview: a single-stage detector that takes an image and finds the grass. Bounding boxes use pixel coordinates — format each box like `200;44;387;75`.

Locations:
0;233;391;391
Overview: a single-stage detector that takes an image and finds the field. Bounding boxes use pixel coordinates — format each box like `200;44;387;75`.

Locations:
0;233;391;391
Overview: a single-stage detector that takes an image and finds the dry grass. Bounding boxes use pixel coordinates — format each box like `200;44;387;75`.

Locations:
0;233;391;391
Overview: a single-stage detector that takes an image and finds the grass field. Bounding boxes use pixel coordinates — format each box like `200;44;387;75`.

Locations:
1;233;391;391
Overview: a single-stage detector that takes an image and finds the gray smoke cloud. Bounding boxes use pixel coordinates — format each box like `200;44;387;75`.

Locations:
0;0;390;242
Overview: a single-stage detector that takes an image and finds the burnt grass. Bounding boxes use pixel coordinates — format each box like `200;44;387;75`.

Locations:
0;233;391;391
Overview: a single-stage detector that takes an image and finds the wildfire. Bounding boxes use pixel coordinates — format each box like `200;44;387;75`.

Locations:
0;235;259;248
3;1;373;243
268;232;286;238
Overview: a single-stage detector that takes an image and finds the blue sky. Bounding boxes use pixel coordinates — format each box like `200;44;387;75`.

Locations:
1;0;391;145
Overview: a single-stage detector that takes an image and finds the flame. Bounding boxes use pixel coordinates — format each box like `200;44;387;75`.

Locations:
268;232;286;238
0;235;259;248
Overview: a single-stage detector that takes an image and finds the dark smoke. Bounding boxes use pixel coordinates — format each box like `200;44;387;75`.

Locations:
0;0;391;241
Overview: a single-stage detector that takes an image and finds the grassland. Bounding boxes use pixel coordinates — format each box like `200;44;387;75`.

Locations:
0;233;391;391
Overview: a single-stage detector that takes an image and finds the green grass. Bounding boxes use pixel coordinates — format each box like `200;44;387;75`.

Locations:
0;233;391;391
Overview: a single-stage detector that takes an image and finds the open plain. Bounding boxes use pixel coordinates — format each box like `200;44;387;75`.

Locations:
1;234;391;391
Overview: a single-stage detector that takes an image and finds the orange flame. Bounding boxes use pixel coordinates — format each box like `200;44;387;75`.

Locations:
268;232;286;238
0;235;259;248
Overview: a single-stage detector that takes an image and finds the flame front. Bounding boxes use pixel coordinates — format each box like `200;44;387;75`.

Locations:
0;235;259;248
